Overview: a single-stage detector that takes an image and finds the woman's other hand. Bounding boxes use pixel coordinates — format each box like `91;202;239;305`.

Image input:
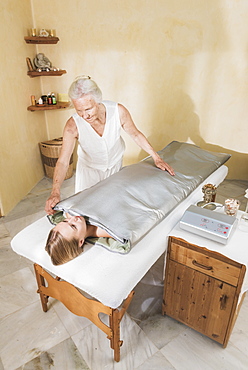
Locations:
45;192;61;214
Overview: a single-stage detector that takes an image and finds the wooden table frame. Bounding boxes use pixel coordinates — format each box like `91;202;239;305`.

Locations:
34;263;134;362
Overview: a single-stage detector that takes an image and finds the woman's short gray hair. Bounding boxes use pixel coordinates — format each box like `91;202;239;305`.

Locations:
68;76;102;102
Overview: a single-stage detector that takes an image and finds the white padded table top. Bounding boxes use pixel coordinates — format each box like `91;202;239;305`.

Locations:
11;165;228;308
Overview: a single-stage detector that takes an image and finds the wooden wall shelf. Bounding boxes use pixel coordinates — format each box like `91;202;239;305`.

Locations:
25;32;67;112
27;70;66;78
27;102;70;112
24;36;59;44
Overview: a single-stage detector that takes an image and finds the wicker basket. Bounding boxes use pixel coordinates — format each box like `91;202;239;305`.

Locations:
39;137;73;179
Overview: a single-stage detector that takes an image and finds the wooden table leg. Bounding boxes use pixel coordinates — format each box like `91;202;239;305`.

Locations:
34;263;49;312
109;291;135;362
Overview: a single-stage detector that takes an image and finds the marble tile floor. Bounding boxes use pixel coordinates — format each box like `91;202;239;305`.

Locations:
0;174;248;370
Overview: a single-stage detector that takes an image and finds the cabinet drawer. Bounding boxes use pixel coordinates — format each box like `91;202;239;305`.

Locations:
170;240;241;286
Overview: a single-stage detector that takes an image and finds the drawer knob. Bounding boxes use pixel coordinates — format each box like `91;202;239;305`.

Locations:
192;259;213;271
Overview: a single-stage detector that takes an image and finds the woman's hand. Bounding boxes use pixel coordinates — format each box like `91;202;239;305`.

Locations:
153;156;175;176
45;192;61;214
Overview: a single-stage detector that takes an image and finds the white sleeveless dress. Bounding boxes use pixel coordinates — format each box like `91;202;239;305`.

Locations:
72;100;125;192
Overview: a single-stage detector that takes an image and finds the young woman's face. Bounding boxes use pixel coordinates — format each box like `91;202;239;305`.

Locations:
53;214;87;246
72;95;99;123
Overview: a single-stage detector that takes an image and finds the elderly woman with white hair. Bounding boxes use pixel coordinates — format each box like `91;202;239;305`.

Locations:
45;76;174;215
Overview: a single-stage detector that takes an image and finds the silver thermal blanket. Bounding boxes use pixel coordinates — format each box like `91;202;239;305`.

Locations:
55;141;230;252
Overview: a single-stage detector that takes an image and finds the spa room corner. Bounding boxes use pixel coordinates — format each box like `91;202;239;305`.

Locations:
1;1;248;369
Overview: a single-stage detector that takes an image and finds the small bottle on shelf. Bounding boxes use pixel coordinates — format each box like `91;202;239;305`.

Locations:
31;95;36;105
47;94;53;105
41;95;47;104
51;93;57;105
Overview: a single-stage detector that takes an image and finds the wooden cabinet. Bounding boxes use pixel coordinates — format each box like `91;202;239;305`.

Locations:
162;236;246;347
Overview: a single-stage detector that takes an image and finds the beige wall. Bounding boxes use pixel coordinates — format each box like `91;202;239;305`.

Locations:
1;0;247;215
34;0;248;173
0;0;47;216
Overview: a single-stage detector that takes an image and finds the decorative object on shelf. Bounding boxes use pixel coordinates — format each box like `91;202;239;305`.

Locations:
197;183;217;209
32;53;60;73
30;91;61;108
37;98;44;105
26;57;34;71
224;198;240;216
241;189;248;221
39;28;49;37
31;95;36;106
47;94;53;105
33;53;52;71
30;28;36;36
57;93;69;102
50;29;56;37
41;95;47;104
51;92;57;105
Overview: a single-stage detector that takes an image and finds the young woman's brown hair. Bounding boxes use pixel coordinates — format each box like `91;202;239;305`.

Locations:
45;229;83;265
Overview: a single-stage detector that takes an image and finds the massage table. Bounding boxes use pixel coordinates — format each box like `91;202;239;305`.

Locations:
11;142;230;362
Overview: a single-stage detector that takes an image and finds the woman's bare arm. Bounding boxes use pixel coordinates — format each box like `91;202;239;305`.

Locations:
118;104;175;175
45;118;78;214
